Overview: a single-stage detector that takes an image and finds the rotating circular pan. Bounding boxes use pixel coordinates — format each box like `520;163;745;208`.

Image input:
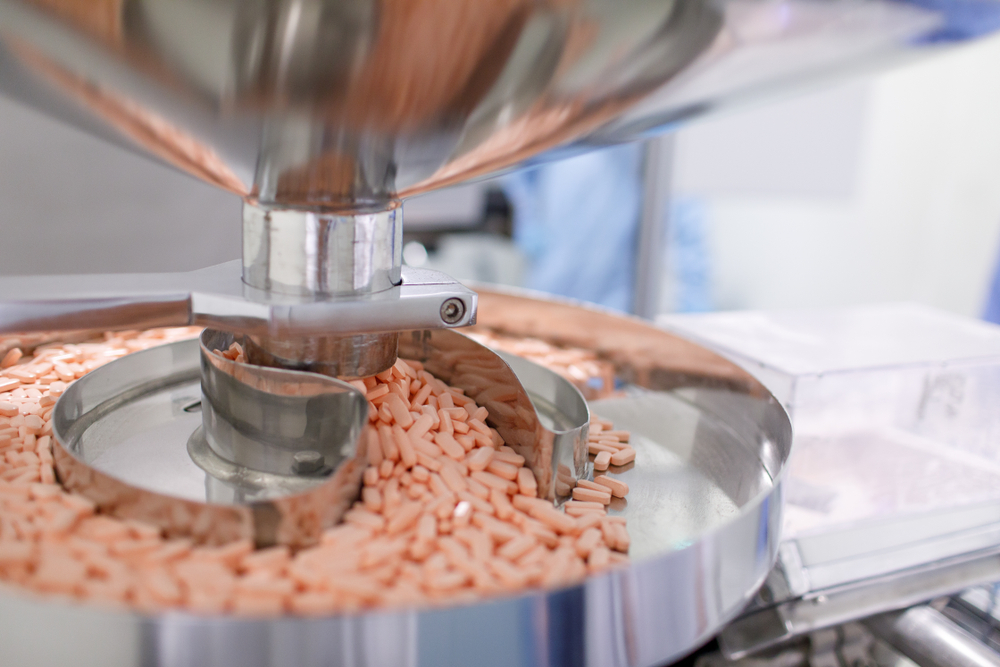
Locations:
0;289;790;667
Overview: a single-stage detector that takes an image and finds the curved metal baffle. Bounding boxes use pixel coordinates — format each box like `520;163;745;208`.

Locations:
195;329;368;497
399;329;590;501
49;328;589;548
51;329;369;548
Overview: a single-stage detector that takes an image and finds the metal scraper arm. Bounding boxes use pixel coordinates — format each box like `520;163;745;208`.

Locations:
0;261;477;337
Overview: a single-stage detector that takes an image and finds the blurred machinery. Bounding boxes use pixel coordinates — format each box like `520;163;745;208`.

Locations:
665;305;1000;667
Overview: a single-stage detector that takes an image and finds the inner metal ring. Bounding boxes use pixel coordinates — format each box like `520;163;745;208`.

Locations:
50;332;372;547
48;327;592;547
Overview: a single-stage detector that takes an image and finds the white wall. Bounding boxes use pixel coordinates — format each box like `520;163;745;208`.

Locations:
0;96;241;276
671;35;1000;317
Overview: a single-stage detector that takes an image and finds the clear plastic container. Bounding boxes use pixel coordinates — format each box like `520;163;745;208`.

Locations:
660;302;1000;537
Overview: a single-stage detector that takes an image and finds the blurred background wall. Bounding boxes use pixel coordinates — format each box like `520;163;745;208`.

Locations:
1;34;999;319
669;34;1000;318
0;94;241;274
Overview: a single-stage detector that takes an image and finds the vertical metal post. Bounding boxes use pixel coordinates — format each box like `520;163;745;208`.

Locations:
632;135;675;319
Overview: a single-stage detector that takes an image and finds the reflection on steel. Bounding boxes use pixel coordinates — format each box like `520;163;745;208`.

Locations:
5;289;792;667
0;0;719;353
198;329;367;483
1;0;993;207
498;350;592;498
866;606;1000;667
470;287;764;395
242;204;402;297
244;330;400;379
0;0;722;209
239;202;404;375
48;324;587;545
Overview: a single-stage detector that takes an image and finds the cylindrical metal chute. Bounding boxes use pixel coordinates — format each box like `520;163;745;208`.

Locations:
241;204;402;297
241;202;403;376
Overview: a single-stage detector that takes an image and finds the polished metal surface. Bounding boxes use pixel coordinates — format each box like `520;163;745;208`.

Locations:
498;350;591;498
47;323;588;544
244;330;400;379
0;204;413;375
0;0;722;209
0;0;716;344
0;261;477;337
719;542;1000;660
470;288;766;395
0;289;791;667
51;332;371;548
240;201;403;375
242;204;401;296
198;329;367;483
866;606;1000;667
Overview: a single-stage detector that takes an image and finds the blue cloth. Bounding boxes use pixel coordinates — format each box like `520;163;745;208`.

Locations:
984;238;1000;323
669;197;714;313
503;144;643;312
906;0;1000;42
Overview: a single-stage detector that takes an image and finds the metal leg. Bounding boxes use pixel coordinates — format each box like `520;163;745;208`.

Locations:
865;606;1000;667
632;135;675;319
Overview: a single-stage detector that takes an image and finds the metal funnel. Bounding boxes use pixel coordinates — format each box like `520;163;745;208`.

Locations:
0;0;721;211
1;0;997;213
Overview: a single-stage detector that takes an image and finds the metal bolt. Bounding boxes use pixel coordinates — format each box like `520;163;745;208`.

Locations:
292;450;324;474
440;298;466;325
